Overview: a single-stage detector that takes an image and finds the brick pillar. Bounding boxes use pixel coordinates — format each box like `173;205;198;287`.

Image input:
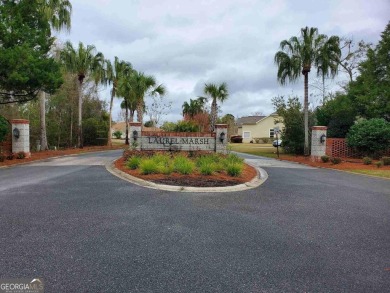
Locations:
129;122;142;150
311;126;327;162
11;119;31;158
215;124;228;154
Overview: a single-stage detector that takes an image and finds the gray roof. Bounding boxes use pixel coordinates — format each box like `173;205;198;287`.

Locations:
236;116;265;127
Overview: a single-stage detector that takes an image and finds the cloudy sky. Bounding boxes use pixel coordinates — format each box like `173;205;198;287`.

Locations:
57;0;389;123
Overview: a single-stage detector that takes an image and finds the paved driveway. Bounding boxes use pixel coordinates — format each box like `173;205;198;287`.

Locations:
0;150;389;292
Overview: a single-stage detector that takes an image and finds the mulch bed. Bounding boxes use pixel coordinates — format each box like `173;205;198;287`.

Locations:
279;155;390;171
114;157;258;187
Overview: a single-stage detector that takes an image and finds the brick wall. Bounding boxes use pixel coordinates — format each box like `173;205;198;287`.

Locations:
326;138;390;158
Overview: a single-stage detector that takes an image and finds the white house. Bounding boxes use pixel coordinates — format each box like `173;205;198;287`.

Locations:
235;113;284;143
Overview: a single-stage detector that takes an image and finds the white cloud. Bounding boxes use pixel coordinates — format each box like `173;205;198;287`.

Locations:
58;0;390;122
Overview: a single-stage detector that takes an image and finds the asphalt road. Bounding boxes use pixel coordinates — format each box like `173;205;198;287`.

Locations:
0;150;389;292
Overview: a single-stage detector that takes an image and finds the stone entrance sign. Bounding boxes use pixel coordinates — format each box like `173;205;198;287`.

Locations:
129;122;228;153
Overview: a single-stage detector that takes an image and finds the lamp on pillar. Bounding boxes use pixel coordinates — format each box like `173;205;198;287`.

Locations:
132;130;138;141
219;131;225;142
13;128;20;139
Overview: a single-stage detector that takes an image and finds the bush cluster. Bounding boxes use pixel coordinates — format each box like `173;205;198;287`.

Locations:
16;152;26;159
321;155;330;163
330;157;342;164
125;152;244;177
362;157;372;165
382;157;390;166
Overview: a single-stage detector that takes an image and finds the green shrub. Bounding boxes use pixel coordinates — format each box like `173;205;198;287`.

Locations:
6;153;15;160
173;156;194;175
226;163;243;177
330;157;342;164
346;118;390;157
0;116;9;142
381;156;390;166
157;164;174;175
139;159;159;175
174;121;199;132
113;130;122;139
226;153;244;164
375;161;383;168
152;153;171;165
199;163;215;175
321;155;330;163
16;152;25;159
127;156;141;169
0;154;5;162
196;155;214;167
362;157;372;165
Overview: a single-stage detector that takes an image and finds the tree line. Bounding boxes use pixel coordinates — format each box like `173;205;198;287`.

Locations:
0;0;167;149
273;23;390;156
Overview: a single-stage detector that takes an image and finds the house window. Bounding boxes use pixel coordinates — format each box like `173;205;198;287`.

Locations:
243;131;251;139
269;129;275;138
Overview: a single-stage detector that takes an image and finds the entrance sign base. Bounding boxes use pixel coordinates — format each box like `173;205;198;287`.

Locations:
129;123;228;153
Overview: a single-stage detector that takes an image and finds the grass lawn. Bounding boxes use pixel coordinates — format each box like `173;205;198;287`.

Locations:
346;169;390;179
228;143;279;158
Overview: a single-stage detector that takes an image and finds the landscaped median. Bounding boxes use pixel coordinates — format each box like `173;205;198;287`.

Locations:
107;150;266;192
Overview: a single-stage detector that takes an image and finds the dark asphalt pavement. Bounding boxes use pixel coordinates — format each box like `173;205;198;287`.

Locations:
0;150;389;292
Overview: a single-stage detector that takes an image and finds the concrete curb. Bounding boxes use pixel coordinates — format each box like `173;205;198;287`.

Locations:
105;160;268;193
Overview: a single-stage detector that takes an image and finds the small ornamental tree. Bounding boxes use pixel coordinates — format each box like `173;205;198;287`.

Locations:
346;118;390;157
0;115;9;142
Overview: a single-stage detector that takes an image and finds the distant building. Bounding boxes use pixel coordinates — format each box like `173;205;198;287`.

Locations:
235;113;284;143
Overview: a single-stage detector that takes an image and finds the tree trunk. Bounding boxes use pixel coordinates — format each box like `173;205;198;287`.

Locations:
304;72;309;156
107;87;115;147
77;80;83;148
130;110;135;123
210;99;217;132
39;91;49;151
136;99;143;124
125;100;129;145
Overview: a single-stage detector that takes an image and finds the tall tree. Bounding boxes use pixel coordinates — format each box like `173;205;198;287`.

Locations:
348;22;390;121
274;27;341;155
104;57;132;146
0;0;63;104
203;82;229;132
61;41;104;148
38;0;72;150
117;71;137;145
124;71;166;125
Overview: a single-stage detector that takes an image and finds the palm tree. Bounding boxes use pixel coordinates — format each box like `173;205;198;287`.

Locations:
182;97;207;118
117;72;137;145
274;27;341;155
203;82;229;131
38;0;72;150
103;57;132;146
61;41;104;148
